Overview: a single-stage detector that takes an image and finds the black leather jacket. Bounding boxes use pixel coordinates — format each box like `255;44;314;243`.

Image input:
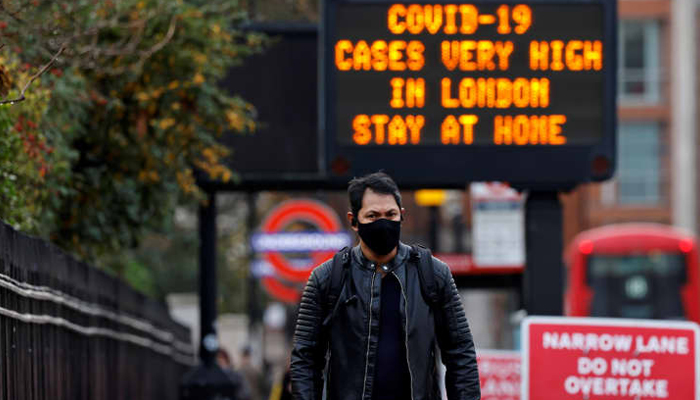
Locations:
290;243;481;400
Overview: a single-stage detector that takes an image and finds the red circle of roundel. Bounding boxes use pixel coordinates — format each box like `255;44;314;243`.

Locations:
262;199;343;282
262;276;301;304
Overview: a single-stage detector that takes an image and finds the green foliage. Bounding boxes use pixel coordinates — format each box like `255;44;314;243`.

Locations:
0;0;265;264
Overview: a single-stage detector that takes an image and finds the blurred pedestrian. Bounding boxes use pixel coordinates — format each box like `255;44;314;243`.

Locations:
290;171;480;400
268;358;293;400
238;345;264;400
216;348;252;400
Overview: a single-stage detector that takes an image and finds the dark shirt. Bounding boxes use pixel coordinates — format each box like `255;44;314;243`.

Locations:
372;272;412;400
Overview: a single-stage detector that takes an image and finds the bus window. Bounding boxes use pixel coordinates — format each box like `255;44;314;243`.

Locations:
587;253;687;320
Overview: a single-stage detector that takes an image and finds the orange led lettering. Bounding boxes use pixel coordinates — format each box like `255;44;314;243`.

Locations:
531;78;550;108
475;78;485;108
390;78;405;108
550;40;565;71
494;115;512;145
406;41;425;71
446;77;550;109
392;78;424;108
353;114;371;145
441;115;460;144
565;40;584;71
496;5;511;34
371;41;388;71
441;115;477;144
530;40;602;71
443;4;458;34
388;115;408;145
584;40;603;70
493;115;567;145
460;41;477;70
353;41;371;70
406;4;425;34
485;78;496;108
459;5;478;34
442;41;512;71
424;5;443;34
388;41;407;71
477;41;496;70
352;115;425;145
495;41;514;70
458;115;478;144
530;41;549;70
388;5;407;34
548;115;567;144
406;78;425;108
513;115;530;145
459;78;477;108
441;41;459;71
531;115;548;144
371;114;390;144
335;40;353;71
441;78;459;108
406;115;425;144
512;5;532;34
513;78;530;108
496;78;512;108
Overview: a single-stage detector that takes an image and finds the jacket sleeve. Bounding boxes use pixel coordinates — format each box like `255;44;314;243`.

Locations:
290;267;327;400
434;259;481;400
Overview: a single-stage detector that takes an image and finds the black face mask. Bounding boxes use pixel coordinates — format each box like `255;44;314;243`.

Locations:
357;218;401;256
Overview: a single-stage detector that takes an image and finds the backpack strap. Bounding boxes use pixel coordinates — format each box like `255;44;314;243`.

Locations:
410;244;439;306
322;246;351;327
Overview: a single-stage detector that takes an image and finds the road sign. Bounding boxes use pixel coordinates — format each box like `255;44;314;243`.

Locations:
255;199;351;282
435;253;523;275
471;182;525;267
322;0;616;188
522;316;700;400
478;350;521;400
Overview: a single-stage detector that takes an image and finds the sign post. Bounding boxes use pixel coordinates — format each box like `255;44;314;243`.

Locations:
522;316;700;400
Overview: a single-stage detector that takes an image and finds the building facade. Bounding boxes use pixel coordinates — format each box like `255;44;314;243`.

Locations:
562;0;699;245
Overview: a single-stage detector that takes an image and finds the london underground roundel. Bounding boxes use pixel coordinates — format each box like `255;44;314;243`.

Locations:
252;199;352;283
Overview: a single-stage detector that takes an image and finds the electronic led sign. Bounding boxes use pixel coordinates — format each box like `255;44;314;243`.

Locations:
322;0;616;188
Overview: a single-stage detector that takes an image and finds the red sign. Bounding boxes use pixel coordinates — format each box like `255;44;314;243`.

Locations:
261;199;346;283
478;350;521;400
435;253;523;275
523;317;700;400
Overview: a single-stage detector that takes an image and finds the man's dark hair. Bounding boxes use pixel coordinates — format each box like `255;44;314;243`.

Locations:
347;172;402;219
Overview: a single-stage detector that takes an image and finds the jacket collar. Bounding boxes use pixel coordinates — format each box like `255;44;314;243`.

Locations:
351;242;411;273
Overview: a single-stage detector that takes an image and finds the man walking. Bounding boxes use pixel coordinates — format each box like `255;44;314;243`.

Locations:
290;172;480;400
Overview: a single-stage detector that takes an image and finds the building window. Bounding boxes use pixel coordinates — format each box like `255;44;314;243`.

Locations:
615;122;662;205
618;20;661;104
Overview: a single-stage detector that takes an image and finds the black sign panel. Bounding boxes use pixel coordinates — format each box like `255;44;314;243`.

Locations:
322;0;617;188
205;24;326;191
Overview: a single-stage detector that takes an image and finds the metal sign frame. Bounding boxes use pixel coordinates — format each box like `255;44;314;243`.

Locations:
321;0;617;189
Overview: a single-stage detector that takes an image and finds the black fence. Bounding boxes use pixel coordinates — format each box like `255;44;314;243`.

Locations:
0;221;195;400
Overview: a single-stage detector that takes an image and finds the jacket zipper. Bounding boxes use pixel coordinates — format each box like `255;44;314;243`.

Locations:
393;271;415;400
361;271;377;400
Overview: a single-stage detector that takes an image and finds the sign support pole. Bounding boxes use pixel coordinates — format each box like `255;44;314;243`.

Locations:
181;191;239;400
523;191;563;315
199;191;218;365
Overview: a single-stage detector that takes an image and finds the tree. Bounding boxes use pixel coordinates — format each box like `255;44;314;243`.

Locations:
0;0;265;263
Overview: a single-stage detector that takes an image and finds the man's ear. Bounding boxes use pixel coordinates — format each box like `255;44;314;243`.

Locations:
347;211;358;231
400;207;406;222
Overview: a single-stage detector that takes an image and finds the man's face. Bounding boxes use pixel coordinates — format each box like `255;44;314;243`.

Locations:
348;188;403;230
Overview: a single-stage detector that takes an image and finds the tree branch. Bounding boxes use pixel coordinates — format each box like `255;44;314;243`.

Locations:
0;42;65;105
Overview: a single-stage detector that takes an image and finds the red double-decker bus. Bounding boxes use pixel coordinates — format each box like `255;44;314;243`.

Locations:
565;223;700;323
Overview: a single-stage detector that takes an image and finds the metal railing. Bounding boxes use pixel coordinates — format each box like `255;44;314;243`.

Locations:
0;220;195;400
